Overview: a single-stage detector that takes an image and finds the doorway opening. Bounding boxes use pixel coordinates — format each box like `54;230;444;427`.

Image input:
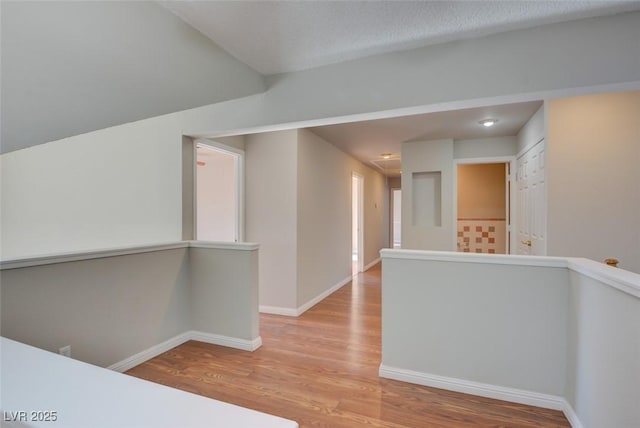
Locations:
455;159;514;254
391;188;402;248
195;141;244;242
352;173;364;275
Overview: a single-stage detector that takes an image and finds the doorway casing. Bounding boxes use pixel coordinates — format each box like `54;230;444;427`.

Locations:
453;156;516;254
390;187;402;249
352;173;364;274
182;138;245;242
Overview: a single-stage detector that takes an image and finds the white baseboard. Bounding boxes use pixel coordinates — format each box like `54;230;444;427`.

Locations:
108;332;192;372
259;275;353;317
379;365;584;427
363;257;381;272
379;364;565;411
296;275;352;316
561;399;584;428
259;305;298;316
108;331;262;373
189;331;262;352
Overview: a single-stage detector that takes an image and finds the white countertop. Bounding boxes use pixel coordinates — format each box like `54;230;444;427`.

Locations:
0;337;297;428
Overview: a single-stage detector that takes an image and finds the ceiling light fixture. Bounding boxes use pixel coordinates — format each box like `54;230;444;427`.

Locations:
479;119;498;127
380;153;392;159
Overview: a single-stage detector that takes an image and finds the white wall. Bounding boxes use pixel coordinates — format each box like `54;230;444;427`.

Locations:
245;129;385;313
158;10;638;149
1;1;265;153
296;129;385;307
364;165;388;262
547;91;640;273
3;12;640;259
401;137;518;251
392;189;402;247
517;106;545;154
263;12;640;127
454;136;517;159
381;254;569;396
1;243;261;368
214;135;246;152
0;114;184;259
380;250;640;427
245;131;299;311
401;139;454;250
190;246;259;341
297;130;354;307
565;269;640;428
196;148;237;241
1;248;190;368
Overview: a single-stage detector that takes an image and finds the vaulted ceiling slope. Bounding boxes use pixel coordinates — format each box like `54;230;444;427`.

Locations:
4;1;640;154
0;1;265;154
161;0;640;75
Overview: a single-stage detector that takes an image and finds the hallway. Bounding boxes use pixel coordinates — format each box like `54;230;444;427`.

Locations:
127;264;570;427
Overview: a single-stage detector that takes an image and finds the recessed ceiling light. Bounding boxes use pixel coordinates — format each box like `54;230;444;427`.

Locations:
479;119;498;127
380;153;392;159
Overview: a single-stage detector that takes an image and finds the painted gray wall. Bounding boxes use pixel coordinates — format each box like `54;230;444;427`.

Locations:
190;247;259;340
1;249;191;367
245;129;386;312
3;12;640;259
381;253;640;427
296;129;386;307
454;136;518;159
516;106;545;155
1;114;186;258
547;91;640;274
1;246;260;368
0;1;265;153
296;130;353;307
381;257;569;395
565;271;640;428
401;139;454;251
245;130;299;310
213;135;247;152
4;9;639;156
263;12;640;126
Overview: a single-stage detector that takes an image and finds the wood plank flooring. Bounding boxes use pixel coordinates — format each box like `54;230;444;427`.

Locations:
126;264;570;427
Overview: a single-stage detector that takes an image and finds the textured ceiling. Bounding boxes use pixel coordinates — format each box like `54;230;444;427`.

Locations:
308;100;543;176
161;0;640;75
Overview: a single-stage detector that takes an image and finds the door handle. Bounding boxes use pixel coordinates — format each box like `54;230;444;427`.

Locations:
521;240;532;247
604;258;619;267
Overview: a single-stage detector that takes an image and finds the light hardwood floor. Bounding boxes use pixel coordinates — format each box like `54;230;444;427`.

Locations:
127;264;570;427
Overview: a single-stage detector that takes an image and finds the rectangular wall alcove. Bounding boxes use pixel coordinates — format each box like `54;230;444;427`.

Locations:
412;171;442;227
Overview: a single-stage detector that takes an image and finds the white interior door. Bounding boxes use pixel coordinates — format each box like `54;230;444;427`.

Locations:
516;140;546;255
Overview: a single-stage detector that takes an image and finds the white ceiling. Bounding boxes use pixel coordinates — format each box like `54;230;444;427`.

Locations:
308;100;543;176
161;0;640;75
161;0;637;178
